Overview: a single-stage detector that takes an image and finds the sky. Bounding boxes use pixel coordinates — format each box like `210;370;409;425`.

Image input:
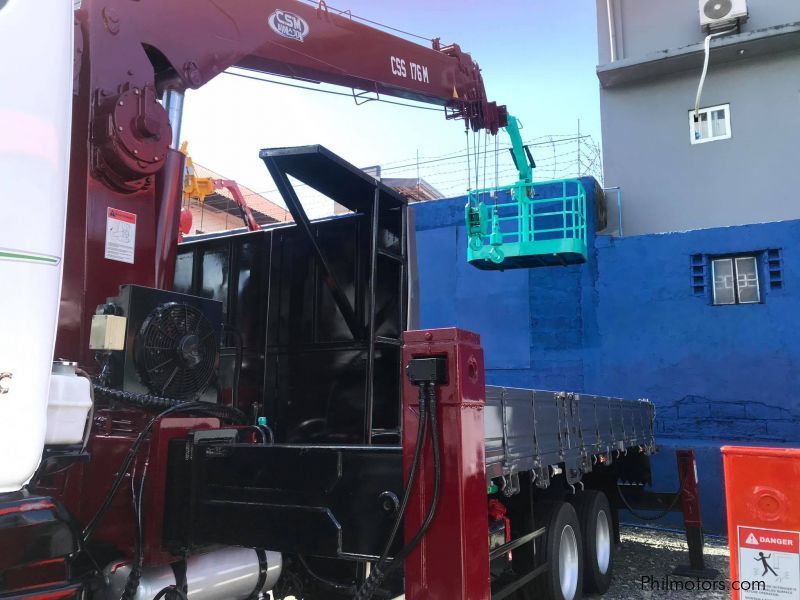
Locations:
181;0;602;214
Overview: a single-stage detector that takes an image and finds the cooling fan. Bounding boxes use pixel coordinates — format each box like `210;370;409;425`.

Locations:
702;0;733;20
134;302;217;400
699;0;747;30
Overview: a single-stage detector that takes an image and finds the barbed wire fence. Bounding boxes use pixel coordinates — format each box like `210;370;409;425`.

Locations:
236;132;604;221
188;132;604;232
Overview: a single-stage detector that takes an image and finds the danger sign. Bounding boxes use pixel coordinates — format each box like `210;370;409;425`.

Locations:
105;207;137;264
738;526;800;600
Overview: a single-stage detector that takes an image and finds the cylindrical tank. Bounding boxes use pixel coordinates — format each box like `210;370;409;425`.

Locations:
0;0;74;491
103;547;283;600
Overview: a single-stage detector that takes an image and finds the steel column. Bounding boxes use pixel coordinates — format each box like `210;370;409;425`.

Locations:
401;328;489;600
364;188;380;443
164;90;185;149
673;449;719;578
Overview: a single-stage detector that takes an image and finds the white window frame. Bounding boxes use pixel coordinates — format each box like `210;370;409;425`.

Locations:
711;255;761;305
734;256;761;305
689;103;731;145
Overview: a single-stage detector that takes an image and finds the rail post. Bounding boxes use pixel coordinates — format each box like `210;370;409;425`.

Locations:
673;449;719;578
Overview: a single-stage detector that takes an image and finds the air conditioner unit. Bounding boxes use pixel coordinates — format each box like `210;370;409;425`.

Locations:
699;0;748;31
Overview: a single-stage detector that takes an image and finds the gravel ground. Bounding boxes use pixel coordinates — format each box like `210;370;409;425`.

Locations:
284;525;731;600
593;525;731;600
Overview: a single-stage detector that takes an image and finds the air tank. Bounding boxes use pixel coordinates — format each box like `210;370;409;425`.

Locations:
0;0;74;491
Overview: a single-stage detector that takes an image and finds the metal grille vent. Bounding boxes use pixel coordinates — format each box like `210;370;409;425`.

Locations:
134;302;217;399
703;0;733;20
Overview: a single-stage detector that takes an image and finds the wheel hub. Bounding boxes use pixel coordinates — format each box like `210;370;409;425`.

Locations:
596;509;611;575
559;524;580;600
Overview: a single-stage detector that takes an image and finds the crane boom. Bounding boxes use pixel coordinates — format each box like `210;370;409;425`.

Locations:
125;0;506;133
60;0;506;368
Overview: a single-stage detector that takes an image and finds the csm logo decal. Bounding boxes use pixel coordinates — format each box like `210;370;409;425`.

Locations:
269;10;309;42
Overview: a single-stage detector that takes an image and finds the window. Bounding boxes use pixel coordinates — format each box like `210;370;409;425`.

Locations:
711;256;760;305
690;104;731;144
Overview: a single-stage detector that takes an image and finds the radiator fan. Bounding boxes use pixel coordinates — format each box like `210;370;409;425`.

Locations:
134;302;217;400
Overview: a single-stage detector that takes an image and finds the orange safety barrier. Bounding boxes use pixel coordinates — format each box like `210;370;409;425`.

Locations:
722;446;800;600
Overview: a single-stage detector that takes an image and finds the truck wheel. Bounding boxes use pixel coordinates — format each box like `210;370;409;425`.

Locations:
570;490;614;593
533;500;583;600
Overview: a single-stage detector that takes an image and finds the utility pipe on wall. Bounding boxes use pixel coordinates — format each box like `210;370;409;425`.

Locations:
606;0;618;62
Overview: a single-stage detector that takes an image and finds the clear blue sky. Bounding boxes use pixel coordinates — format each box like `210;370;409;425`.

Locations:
181;0;601;210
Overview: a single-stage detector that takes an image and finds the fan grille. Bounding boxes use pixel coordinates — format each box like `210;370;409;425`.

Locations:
704;0;733;20
134;302;217;400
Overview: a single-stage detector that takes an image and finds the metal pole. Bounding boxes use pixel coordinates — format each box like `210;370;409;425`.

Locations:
164;89;185;149
673;449;719;579
606;0;618;62
364;186;380;444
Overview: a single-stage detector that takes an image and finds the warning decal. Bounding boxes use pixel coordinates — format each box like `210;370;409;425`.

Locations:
105;207;137;264
738;526;800;600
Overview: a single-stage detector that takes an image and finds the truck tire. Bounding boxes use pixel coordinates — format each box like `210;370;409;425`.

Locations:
570;490;614;594
533;500;584;600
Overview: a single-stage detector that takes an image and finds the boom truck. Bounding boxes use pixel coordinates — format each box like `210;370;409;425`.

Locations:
0;2;673;600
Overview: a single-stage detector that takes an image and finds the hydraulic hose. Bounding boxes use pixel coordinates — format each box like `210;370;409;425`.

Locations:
81;395;243;543
297;555;357;595
85;384;246;599
398;382;441;556
355;385;429;600
92;384;246;423
378;389;428;560
356;381;442;600
616;466;690;522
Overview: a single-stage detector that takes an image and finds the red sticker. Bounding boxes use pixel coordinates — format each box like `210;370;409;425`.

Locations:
740;527;800;554
107;207;137;225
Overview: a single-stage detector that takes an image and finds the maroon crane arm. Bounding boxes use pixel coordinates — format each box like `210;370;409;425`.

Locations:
214;180;261;233
59;0;506;366
125;0;506;134
230;3;507;134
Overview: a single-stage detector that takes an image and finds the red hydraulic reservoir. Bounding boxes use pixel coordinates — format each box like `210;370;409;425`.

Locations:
722;446;800;600
401;328;489;600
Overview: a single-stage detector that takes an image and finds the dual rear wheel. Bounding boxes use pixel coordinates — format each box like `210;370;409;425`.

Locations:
517;490;614;600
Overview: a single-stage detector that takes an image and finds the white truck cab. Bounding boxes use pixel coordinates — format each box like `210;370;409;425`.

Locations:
0;1;74;491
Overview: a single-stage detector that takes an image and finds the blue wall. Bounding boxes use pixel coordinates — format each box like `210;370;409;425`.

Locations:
413;179;800;533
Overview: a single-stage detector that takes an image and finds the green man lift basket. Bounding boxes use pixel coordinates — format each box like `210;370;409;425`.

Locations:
465;178;588;270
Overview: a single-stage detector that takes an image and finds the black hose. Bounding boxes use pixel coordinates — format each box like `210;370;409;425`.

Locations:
394;382;441;560
297;555;357;594
92;384;246;422
355;382;442;600
616;466;690;522
81;397;243;543
122;459;148;600
261;423;275;444
378;390;428;560
153;586;189;600
354;386;429;600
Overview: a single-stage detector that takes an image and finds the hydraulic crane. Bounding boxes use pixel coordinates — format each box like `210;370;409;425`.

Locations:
58;0;507;372
0;4;693;600
1;1;508;599
179;142;262;233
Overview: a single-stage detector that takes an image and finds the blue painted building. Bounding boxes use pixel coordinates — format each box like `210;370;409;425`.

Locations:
412;179;800;533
